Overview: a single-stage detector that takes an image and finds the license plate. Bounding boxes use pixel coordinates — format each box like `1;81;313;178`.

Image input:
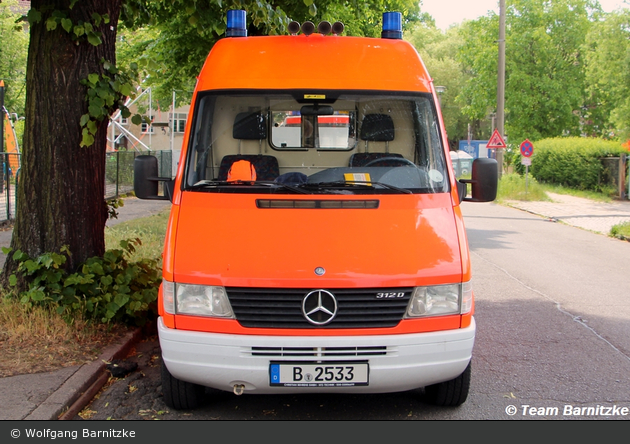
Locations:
269;362;369;387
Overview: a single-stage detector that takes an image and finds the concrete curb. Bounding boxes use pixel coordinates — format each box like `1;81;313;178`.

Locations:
24;328;143;421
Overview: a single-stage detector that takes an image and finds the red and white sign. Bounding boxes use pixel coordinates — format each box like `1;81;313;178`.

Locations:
520;139;534;157
487;129;507;149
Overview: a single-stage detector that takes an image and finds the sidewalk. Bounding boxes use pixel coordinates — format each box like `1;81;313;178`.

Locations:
0;197;171;420
1;193;629;421
503;192;630;236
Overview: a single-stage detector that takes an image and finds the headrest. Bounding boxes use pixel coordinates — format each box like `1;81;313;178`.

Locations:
233;112;267;140
360;114;394;141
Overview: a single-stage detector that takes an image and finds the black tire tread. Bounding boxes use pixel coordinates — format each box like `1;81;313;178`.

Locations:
161;360;205;410
424;362;471;407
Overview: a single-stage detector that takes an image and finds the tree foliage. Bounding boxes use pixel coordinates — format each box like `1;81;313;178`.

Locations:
0;0;29;116
457;0;600;143
117;0;422;106
584;9;630;141
407;22;470;147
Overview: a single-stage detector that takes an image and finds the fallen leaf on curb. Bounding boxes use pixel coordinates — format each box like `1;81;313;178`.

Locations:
78;408;97;419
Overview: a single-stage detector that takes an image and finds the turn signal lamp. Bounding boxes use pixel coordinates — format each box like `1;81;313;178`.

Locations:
226;10;247;37
382;12;402;39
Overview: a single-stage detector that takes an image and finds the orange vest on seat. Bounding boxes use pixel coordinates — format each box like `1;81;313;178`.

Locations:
227;160;257;182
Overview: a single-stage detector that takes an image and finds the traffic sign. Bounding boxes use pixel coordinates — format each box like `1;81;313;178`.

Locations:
520;139;534;157
487;129;507;149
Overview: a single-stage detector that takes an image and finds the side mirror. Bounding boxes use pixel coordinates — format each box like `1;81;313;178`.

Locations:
134;155;174;201
458;158;498;203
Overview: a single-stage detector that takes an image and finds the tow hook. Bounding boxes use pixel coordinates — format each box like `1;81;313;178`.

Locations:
233;384;245;396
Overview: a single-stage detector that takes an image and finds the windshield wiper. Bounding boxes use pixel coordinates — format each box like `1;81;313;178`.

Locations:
303;180;412;194
189;180;309;194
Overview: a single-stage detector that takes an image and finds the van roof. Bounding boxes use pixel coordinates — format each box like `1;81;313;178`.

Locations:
196;35;433;93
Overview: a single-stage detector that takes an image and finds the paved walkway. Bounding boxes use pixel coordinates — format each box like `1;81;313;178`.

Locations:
504;192;630;236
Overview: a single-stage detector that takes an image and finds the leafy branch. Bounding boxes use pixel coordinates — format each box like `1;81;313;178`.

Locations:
79;60;143;147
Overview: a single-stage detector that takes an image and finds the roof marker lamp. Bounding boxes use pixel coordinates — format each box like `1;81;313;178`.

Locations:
382;12;402;39
226;10;247;37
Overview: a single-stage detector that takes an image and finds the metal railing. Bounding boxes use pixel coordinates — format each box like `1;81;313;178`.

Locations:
0;152;20;223
600;155;629;200
0;151;173;224
105;150;172;200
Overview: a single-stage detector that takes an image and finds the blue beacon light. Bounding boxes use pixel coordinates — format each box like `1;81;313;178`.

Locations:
226;10;247;37
381;12;402;39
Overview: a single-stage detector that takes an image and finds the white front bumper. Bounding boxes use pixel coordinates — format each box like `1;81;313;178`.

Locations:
158;317;475;394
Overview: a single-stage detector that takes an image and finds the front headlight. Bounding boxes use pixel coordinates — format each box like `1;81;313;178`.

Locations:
162;280;235;318
405;281;472;318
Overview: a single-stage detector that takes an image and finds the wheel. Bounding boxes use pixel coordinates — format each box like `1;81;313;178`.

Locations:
161;359;206;410
364;157;417;167
423;362;471;407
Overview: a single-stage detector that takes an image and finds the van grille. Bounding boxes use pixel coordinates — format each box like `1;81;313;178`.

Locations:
226;287;412;329
249;346;389;357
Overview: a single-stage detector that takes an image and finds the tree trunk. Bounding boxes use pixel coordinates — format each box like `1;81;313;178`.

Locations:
2;0;122;287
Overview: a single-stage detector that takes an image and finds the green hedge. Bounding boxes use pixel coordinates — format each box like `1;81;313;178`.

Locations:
511;137;625;192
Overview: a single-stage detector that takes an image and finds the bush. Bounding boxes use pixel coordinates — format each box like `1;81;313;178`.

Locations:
514;137;625;192
4;239;160;326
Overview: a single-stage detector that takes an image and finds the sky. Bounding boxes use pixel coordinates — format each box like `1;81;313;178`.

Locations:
421;0;630;30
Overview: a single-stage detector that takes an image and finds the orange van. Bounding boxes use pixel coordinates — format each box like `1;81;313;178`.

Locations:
135;10;498;410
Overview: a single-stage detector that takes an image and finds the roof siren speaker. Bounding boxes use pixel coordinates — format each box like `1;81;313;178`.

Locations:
332;21;344;35
288;21;301;35
317;21;332;35
301;21;315;36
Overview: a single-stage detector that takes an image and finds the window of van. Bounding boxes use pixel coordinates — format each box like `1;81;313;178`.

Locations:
184;91;449;195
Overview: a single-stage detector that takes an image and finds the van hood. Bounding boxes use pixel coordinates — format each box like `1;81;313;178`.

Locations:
172;193;462;288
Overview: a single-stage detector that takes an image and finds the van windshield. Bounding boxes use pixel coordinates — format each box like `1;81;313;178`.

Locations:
184;91;449;195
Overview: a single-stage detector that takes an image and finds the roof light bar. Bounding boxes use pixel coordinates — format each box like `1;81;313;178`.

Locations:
382;12;402;39
226;10;247;37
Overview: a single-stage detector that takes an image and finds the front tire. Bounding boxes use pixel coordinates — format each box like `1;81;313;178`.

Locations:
423;362;471;407
161;360;206;410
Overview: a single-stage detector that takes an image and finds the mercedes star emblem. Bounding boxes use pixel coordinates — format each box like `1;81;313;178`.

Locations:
302;289;337;325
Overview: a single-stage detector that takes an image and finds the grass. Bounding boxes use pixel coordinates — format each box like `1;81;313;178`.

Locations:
610;222;630;240
105;209;169;262
0;299;133;377
0;207;170;377
496;173;549;202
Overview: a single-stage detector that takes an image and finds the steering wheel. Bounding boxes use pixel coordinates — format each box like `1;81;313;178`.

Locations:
364;157;417;167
